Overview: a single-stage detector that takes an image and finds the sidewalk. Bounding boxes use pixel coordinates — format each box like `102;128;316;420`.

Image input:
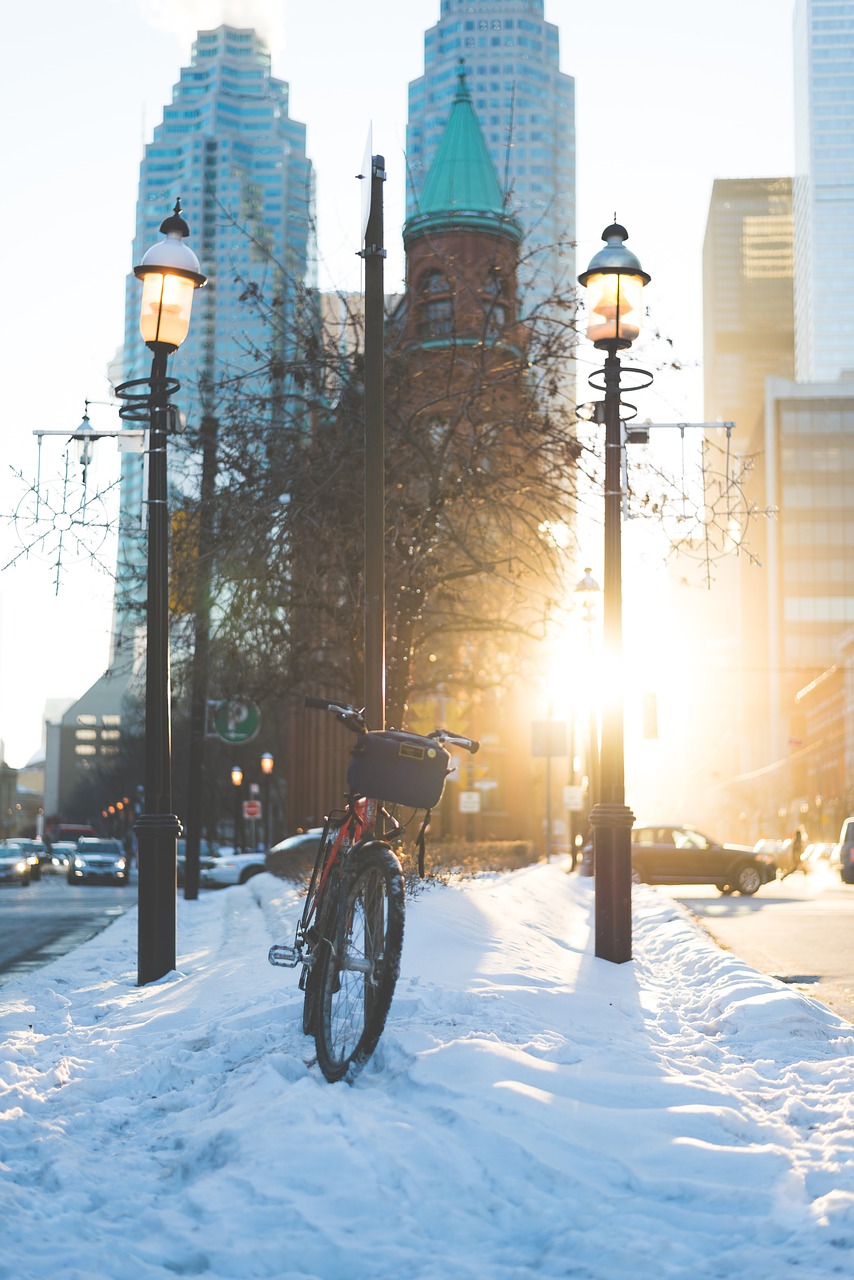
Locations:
1;862;852;1279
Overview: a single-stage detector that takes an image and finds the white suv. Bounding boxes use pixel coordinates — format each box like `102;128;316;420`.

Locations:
200;847;267;888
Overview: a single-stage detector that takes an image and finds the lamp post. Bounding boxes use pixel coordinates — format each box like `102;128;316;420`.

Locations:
125;199;206;986
578;223;651;964
231;766;244;854
260;752;274;851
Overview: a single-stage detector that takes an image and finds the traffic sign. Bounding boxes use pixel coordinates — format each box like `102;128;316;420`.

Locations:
213;699;261;744
243;800;262;820
563;785;585;812
459;791;481;814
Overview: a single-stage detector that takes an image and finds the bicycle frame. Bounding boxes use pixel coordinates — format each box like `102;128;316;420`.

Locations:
269;796;388;972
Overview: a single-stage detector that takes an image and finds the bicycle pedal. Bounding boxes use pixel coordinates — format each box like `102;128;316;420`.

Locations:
268;944;299;968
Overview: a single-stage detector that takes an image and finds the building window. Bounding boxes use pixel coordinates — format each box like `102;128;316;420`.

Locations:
419;270;454;338
423;299;454;337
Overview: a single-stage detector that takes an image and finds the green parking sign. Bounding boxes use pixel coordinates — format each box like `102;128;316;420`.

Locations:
213;699;261;744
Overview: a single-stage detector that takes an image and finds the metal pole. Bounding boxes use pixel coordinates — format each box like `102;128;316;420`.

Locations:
184;411;218;900
136;346;180;985
363;154;386;730
590;350;634;963
545;748;553;861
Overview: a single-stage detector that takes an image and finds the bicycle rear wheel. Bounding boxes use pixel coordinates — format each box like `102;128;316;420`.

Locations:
302;883;338;1035
314;843;405;1082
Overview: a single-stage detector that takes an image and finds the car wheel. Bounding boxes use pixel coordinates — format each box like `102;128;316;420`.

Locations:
631;868;642;885
736;865;761;895
239;866;263;884
717;883;734;895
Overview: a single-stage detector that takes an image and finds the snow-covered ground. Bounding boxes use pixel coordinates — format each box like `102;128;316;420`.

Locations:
1;861;852;1280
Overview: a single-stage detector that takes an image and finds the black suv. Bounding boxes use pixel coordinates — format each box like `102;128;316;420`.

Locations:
581;825;777;896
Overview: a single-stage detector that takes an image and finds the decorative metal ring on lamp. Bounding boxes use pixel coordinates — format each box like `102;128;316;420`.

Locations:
587;364;654;396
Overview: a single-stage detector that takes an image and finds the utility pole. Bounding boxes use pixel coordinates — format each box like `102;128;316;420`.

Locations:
361;152;386;730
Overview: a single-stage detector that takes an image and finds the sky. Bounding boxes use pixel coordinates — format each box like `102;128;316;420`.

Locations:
2;860;853;1278
0;0;796;768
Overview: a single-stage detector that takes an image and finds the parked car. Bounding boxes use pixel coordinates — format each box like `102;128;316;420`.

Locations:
176;838;215;887
200;846;268;889
0;843;30;887
266;829;324;880
753;838;787;869
580;825;777;895
835;816;854;884
11;837;47;881
67;837;129;886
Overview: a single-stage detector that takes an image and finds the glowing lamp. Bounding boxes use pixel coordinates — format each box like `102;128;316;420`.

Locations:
578;223;650;350
134;199;206;351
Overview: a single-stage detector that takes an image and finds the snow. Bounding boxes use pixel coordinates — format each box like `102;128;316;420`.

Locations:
2;861;853;1280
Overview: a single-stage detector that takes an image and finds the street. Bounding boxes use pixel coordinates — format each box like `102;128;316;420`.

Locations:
2;865;853;1027
0;872;137;987
663;862;854;1024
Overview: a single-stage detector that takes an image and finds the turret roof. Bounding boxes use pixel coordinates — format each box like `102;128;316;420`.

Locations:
404;63;522;245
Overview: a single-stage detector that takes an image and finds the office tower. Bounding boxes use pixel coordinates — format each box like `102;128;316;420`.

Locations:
756;376;854;829
57;27;314;817
406;0;575;304
114;25;315;662
703;179;795;435
700;178;795;820
793;0;854;381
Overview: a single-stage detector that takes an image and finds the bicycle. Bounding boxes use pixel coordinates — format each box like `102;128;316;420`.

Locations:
269;695;479;1082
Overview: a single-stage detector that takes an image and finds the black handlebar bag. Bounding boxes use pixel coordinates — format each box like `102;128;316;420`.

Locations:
347;731;451;809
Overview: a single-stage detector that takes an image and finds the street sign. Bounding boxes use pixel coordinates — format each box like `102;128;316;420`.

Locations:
531;720;567;757
563;785;585;812
360;125;373;239
243;800;262;820
459;791;481;814
213;699;261;744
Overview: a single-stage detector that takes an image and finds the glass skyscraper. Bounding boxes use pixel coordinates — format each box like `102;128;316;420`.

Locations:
113;25;315;663
793;0;854;381
406;0;575;304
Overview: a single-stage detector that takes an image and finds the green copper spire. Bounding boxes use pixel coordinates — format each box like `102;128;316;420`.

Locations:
405;62;522;245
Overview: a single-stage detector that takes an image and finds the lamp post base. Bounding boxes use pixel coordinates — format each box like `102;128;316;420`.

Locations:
136;812;181;985
590;803;635;964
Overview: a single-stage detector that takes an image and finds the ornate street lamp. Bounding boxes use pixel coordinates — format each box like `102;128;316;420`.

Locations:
121;199;205;986
578;223;651;964
260;753;274;851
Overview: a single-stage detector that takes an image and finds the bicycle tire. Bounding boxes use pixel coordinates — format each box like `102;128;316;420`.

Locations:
314;843;405;1082
302;883;338;1036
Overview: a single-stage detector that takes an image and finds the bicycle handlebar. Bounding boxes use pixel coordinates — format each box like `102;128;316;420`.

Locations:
304;696;479;753
428;728;480;754
304;695;368;732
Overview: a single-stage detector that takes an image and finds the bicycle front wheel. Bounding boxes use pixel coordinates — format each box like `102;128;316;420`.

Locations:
314;843;405;1082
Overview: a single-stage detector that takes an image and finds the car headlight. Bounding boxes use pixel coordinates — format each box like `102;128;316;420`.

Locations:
16;861;27;874
74;858;86;869
115;858;127;870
